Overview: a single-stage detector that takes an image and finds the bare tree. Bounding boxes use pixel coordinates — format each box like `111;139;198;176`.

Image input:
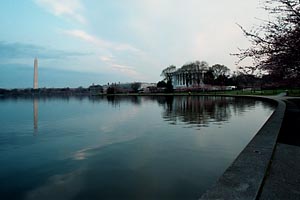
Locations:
235;0;300;85
180;61;209;86
161;65;176;81
211;64;230;79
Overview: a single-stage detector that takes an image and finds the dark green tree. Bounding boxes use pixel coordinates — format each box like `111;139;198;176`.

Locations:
131;82;141;93
157;81;167;88
161;65;176;82
211;64;230;79
107;87;115;94
204;68;215;84
165;80;174;93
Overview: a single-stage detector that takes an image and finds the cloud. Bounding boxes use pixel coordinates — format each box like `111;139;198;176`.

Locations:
34;0;86;24
114;44;141;53
99;55;142;79
99;54;142;79
0;41;88;60
63;29;144;79
63;29;142;53
63;29;111;48
111;63;139;77
100;55;114;62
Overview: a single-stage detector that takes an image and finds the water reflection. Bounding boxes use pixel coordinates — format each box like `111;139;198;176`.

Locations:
0;95;274;132
135;96;267;129
105;95;141;106
33;98;38;135
93;95;272;129
0;95;275;200
25;169;84;200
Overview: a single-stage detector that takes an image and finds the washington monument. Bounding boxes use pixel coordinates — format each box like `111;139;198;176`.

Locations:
33;58;38;89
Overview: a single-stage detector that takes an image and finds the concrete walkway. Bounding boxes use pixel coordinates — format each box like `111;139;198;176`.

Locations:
258;98;300;199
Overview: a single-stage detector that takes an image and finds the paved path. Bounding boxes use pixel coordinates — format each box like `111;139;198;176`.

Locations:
258;97;300;199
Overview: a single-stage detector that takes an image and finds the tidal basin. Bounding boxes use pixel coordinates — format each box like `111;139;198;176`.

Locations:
0;96;275;200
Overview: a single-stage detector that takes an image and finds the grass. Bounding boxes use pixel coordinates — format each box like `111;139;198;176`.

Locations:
197;89;300;96
100;89;300;97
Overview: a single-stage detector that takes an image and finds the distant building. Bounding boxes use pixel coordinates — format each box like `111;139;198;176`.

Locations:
33;58;38;89
139;82;157;92
168;64;208;89
89;84;103;95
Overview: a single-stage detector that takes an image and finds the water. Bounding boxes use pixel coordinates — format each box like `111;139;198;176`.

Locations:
0;96;275;200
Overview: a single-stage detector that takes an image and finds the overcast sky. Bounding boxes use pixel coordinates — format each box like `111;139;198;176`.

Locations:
0;0;268;88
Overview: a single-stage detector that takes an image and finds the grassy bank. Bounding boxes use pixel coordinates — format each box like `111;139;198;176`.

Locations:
203;89;300;96
101;89;300;97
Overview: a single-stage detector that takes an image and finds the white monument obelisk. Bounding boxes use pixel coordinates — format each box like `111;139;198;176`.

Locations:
33;58;38;89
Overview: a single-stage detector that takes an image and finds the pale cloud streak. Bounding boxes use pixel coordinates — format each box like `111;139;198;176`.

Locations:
99;55;114;62
63;29;142;53
63;29;144;79
34;0;86;24
63;29;111;47
99;55;142;79
111;63;139;77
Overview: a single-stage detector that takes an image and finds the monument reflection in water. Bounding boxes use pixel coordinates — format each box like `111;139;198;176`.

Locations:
0;96;275;200
33;98;38;135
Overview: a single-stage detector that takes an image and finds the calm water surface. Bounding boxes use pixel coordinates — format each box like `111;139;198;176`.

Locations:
0;96;275;200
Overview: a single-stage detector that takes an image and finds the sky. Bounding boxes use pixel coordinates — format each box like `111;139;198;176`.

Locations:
0;0;268;88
